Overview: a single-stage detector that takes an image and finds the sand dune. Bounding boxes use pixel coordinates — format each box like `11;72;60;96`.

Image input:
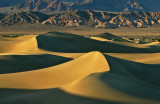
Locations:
0;35;38;53
0;51;109;89
0;32;160;104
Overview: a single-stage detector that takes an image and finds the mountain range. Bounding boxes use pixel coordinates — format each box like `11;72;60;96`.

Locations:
0;0;160;28
0;10;160;29
5;0;160;12
0;12;49;25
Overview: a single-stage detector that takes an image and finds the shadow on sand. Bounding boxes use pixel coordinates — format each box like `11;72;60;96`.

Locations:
100;54;160;101
0;54;72;74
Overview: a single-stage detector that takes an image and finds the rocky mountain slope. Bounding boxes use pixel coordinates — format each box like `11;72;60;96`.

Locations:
12;0;69;12
42;10;160;28
0;12;49;25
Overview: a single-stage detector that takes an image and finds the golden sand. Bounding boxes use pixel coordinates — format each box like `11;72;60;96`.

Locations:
0;32;160;104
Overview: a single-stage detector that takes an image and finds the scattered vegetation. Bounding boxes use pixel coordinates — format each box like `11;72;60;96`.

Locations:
152;38;160;42
129;38;134;40
127;37;160;43
2;34;24;38
142;37;146;42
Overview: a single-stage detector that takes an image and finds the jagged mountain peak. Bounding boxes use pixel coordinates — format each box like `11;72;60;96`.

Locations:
12;0;69;12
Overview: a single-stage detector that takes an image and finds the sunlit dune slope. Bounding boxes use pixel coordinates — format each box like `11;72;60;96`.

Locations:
0;32;160;104
0;35;38;53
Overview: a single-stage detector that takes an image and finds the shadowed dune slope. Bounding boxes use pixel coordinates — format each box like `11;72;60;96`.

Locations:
0;32;160;104
95;33;130;42
0;88;121;104
0;54;72;74
61;55;160;104
36;32;160;53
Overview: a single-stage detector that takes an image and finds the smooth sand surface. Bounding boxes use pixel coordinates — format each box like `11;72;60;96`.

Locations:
0;32;160;104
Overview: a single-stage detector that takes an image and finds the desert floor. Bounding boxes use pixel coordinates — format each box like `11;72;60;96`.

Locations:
0;24;160;37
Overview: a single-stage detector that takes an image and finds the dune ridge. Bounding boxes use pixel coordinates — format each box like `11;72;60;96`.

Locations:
0;51;109;89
